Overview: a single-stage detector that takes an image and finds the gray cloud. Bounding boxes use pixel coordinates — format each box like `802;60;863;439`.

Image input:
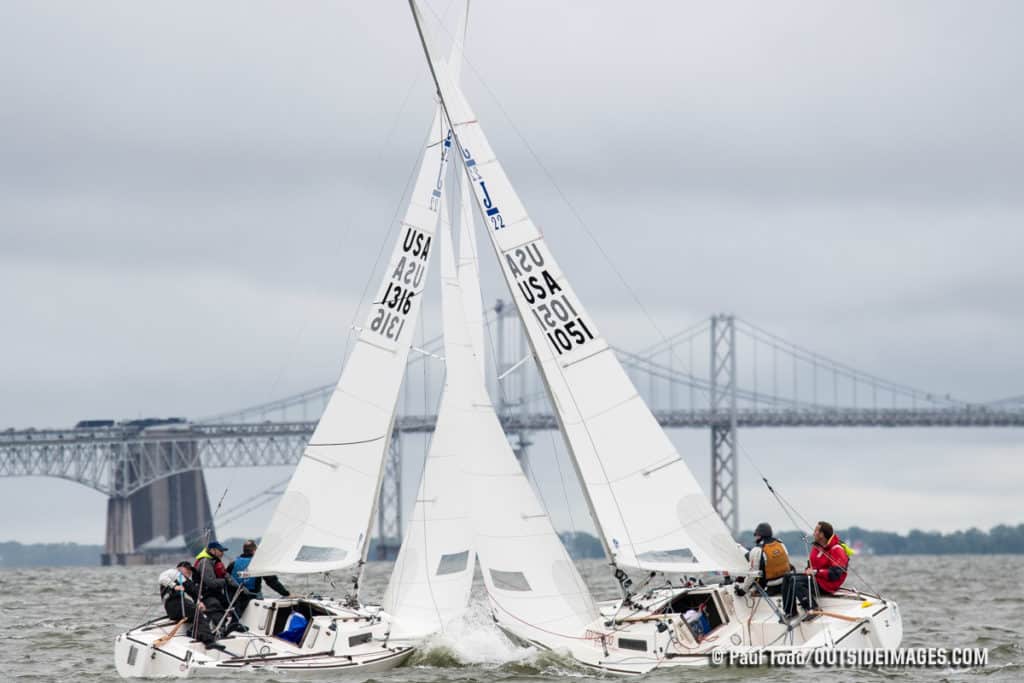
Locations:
1;1;1021;541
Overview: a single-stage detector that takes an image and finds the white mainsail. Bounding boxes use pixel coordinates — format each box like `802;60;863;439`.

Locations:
247;106;454;577
409;0;747;577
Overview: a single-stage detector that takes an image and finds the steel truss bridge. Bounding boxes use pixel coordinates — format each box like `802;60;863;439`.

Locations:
2;309;1022;560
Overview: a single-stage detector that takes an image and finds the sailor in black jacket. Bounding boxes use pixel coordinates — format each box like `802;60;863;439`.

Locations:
158;561;218;645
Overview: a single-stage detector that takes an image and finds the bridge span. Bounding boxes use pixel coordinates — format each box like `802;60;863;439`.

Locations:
2;313;1021;563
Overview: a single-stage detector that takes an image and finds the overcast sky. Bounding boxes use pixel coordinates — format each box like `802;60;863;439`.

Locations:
2;1;1022;545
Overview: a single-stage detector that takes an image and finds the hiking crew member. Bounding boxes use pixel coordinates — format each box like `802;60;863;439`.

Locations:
806;521;850;594
226;539;290;600
735;522;792;597
194;541;255;626
782;521;851;619
158;561;218;646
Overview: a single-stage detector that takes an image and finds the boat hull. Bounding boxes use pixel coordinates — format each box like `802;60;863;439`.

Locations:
491;583;902;675
114;597;412;678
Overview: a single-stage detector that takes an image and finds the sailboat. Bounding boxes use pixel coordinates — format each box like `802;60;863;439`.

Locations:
113;7;478;677
406;0;904;674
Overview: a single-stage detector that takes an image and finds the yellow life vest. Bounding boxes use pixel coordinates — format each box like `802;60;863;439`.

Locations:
761;540;790;581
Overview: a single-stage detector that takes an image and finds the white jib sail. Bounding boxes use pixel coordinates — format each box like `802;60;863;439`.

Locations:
382;180;477;641
464;371;599;641
431;162;597;639
409;1;748;576
247;106;454;577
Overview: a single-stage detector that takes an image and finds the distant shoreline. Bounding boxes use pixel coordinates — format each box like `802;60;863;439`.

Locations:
4;523;1022;567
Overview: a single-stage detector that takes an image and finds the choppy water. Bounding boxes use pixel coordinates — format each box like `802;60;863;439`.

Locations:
2;556;1021;681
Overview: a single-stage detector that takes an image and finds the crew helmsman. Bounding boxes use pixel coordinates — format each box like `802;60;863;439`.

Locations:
158;561;218;646
735;522;792;597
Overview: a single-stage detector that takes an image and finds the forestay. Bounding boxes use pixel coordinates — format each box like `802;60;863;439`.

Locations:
247;104;453;577
410;2;747;576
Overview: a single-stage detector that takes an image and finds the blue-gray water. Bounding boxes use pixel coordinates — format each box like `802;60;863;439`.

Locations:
2;556;1021;681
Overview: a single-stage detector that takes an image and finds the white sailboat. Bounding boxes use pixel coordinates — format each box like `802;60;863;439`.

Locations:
406;1;904;674
113;9;476;676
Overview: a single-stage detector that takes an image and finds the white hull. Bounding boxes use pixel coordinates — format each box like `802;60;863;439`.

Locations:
492;583;902;675
114;597;412;678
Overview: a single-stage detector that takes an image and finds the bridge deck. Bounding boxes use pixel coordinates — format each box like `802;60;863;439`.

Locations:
2;407;1022;498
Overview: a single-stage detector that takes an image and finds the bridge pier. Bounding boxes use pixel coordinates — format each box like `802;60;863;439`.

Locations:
710;314;739;537
102;437;215;565
103;496;135;563
374;432;402;560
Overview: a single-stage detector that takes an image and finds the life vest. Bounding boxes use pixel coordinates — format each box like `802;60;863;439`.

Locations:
230;555;259;592
761;539;790;581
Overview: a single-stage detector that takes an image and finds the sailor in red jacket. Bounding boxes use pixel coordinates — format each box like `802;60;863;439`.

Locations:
782;521;850;619
806;521;849;594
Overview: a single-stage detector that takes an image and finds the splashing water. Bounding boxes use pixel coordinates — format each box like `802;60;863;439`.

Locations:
413;598;537;667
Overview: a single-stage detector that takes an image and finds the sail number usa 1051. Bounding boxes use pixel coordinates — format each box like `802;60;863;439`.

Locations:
505;242;596;356
370;226;432;343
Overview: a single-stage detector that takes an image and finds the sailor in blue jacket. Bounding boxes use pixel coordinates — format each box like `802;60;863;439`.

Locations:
227;539;291;599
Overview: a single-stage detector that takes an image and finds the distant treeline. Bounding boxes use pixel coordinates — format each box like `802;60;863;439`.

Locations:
562;525;1024;559
5;524;1024;567
746;524;1024;556
0;541;103;567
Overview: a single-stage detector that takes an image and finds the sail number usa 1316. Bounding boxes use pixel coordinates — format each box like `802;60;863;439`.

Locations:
370;226;432;343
